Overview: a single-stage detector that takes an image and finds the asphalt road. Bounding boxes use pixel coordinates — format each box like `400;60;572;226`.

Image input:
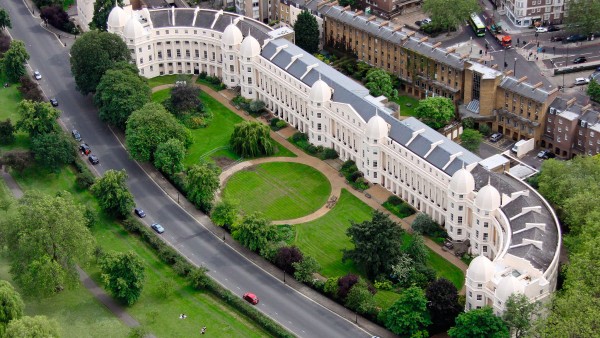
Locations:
1;1;370;337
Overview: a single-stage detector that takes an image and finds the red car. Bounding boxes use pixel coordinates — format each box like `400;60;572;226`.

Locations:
243;292;259;305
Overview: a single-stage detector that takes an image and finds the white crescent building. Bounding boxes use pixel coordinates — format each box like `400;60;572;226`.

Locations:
107;5;561;314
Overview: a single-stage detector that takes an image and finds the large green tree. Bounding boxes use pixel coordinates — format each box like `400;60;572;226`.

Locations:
345;280;376;315
90;169;135;219
292;256;320;283
231;212;278;253
4;315;60;338
95;64;151;130
414;96;455;129
100;251;145;306
230;121;275;158
70;30;131;94
426;278;462;334
364;68;398;98
0;7;12;30
153;138;186;177
405;233;429;266
31;132;77;172
2;40;29;82
502;293;539;338
16;100;60;137
448;307;509;338
184;162;221;213
564;0;600;35
90;0;124;31
164;82;204;117
587;78;600;102
379;286;431;337
343;210;405;279
0;118;15;145
210;199;239;229
0;280;24;336
422;0;479;30
293;10;319;54
460;128;483;152
125;102;191;162
0;191;95;298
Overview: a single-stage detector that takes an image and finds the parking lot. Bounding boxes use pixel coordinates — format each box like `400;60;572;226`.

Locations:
478;136;554;171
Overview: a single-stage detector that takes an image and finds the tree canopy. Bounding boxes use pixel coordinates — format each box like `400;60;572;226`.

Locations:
0;191;95;298
414;96;455;129
31;132;77;172
184;162;221;213
232;212;278;253
460;128;483;152
164;82;204;117
70;30;131;94
16;100;60;137
364;68;398;98
230;121;276;158
588;78;600;103
502;293;540;338
426;278;462;334
423;0;479;30
90;169;135;219
210;199;239;229
153;138;186;177
4;315;60;338
90;0;124;31
379;286;431;337
343;210;405;279
100;251;145;306
95;64;151;130
0;280;24;335
0;7;12;30
564;0;600;35
2;40;30;83
126;102;191;162
449;307;509;338
293;11;319;54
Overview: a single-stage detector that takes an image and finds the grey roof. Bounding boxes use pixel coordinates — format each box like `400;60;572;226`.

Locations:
261;38;481;176
499;76;552;103
148;9;272;44
550;96;600;125
471;165;559;273
402;37;466;70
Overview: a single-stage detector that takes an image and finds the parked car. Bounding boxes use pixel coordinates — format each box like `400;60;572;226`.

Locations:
422;18;432;24
79;143;91;155
415;20;423;26
151;223;165;234
243;292;259;305
566;34;587;42
547;25;560;32
574;77;590;85
33;71;42;80
489;132;504;142
537;150;556;159
49;98;58;106
88;154;99;165
134;208;146;218
71;129;82;142
550;35;565;42
536;27;548;33
573;56;587;64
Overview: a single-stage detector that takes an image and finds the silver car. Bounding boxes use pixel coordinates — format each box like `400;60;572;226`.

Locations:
34;71;42;80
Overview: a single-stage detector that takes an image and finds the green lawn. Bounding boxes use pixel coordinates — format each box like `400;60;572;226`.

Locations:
9;165;270;337
147;74;179;89
392;96;420;117
294;189;372;277
222;162;331;220
0;72;31;151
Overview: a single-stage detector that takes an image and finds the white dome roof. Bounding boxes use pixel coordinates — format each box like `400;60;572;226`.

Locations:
467;255;494;282
449;167;475;194
240;35;261;58
107;6;127;29
474;184;501;211
222;24;243;46
366;114;389;140
123;16;145;39
309;79;332;103
496;276;524;301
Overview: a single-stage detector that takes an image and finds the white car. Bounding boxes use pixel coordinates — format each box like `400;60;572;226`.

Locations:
536;27;548;33
422;18;432;24
574;77;590;86
33;70;42;80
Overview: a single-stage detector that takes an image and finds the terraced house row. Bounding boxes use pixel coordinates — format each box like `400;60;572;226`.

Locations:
106;5;561;315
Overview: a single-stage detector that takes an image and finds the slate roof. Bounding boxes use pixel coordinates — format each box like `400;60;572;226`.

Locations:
402;37;466;70
262;38;481;176
471;165;560;273
499;76;552;103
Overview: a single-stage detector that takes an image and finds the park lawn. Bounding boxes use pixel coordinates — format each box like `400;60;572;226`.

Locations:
294;189;372;277
147;74;179;89
222;162;331;221
392;96;420;118
0;72;31;151
9;166;270;338
373;289;402;310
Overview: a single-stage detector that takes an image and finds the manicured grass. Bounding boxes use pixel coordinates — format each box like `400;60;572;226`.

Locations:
373;289;401;310
294;189;372;277
426;249;465;289
152;89;294;167
9;167;270;337
196;77;226;91
147;74;179;89
222;162;331;220
392;96;420;117
0;72;30;151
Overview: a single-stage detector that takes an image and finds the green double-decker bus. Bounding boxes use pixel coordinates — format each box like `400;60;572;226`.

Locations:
469;13;486;37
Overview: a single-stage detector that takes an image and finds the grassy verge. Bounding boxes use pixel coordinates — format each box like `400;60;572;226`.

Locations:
382;201;415;219
391;96;420;117
147;75;179;89
222;162;331;220
196;78;227;92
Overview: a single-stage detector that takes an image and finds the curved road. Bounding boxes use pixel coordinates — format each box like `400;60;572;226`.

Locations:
0;1;369;337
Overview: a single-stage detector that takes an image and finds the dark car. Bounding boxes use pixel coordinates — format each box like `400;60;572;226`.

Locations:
550;35;565;42
573;56;587;64
415;20;423;26
151;223;165;234
537;150;556;159
243;292;259;305
134;208;146;218
72;129;82;142
49;98;58;106
88;154;99;165
566;34;587;42
547;25;560;32
80;143;91;155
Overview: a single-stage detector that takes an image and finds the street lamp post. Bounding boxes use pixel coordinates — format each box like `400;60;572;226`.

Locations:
470;36;473;54
503;49;507;69
514;58;517;75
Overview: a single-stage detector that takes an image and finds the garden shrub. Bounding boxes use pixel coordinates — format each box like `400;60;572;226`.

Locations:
270;118;280;127
274;246;303;274
76;170;96;189
320;148;339;160
0;119;15;145
291;132;308;142
386;195;403;206
324;277;340;298
306;144;318;154
275;120;287;129
189;267;210;290
337;273;360;300
158;245;179;265
374;279;393;291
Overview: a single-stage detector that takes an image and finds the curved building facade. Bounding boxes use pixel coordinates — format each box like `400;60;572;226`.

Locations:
108;5;561;314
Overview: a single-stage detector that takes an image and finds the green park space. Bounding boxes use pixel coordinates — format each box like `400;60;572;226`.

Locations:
0;73;30;151
222;162;332;221
392;95;420;117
